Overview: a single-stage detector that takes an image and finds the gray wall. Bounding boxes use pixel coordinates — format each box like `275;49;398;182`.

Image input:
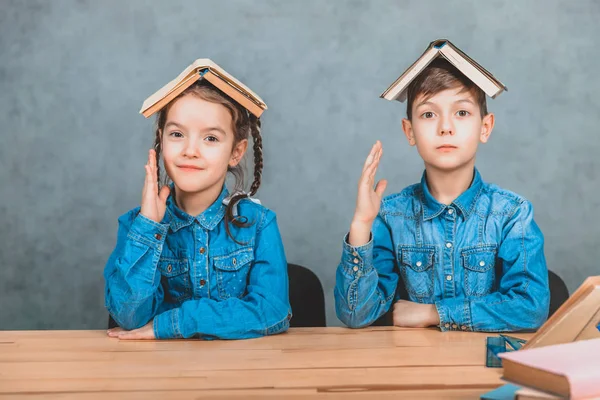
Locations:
1;0;598;329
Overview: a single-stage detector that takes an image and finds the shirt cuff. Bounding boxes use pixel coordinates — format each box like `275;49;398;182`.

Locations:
128;213;169;249
341;232;373;276
153;307;183;339
435;298;472;332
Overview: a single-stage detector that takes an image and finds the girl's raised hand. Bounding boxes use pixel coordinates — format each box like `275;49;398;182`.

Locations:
140;149;170;223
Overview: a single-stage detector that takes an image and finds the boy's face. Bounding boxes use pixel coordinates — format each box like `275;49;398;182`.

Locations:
402;87;494;172
161;95;247;195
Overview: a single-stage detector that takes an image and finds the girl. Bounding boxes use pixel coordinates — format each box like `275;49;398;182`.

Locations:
104;62;291;340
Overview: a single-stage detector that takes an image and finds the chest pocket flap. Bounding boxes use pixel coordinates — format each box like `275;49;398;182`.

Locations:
212;246;254;300
400;247;435;272
461;245;497;297
398;246;436;299
158;258;189;277
213;247;254;271
462;246;496;272
157;257;191;302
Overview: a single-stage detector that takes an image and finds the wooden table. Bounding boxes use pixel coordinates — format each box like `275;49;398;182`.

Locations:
0;327;531;399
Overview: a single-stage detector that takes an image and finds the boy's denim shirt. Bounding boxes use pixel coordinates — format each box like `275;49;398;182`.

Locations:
335;169;550;332
104;186;291;339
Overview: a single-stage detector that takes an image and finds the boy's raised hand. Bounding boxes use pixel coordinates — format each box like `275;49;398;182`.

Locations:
140;149;170;223
349;141;387;246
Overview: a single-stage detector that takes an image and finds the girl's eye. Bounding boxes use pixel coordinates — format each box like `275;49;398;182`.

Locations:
457;110;470;117
422;111;435;119
169;131;183;138
205;136;218;142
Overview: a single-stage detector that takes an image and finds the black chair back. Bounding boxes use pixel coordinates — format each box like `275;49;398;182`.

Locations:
288;263;326;327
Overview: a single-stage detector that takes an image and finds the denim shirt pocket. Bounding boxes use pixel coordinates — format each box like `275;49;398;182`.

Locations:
212;246;254;300
461;245;497;297
158;255;192;302
398;245;436;299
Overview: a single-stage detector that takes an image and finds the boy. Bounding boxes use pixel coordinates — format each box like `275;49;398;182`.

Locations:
334;42;550;332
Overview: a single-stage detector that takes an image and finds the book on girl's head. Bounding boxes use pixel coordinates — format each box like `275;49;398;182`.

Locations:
140;59;267;118
523;275;600;350
499;338;600;399
380;39;507;102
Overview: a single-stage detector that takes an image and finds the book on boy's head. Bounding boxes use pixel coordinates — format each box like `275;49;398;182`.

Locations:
380;39;507;102
499;338;600;399
140;59;267;118
523;276;600;350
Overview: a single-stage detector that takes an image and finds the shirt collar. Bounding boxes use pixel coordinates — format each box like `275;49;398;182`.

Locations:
420;168;483;221
165;185;229;232
452;168;483;219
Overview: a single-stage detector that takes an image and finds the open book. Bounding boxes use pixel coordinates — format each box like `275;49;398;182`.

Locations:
140;59;267;118
380;39;507;102
523;276;600;350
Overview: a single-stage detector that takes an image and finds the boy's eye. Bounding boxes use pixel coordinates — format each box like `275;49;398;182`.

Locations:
169;131;183;138
421;111;435;119
205;135;219;142
457;110;470;117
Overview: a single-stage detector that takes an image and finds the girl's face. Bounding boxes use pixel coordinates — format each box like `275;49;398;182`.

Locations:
161;94;248;195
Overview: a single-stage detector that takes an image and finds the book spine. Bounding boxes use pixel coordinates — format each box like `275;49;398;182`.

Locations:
203;71;264;117
439;46;502;98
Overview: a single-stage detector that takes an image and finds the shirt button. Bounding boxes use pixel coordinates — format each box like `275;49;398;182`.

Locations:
446;242;453;248
200;279;206;286
446;275;452;281
452;324;458;329
416;261;422;267
353;258;359;264
352;251;358;257
155;233;162;240
232;258;237;266
199;247;206;254
166;264;172;273
353;266;359;272
461;325;467;330
448;209;454;215
479;260;485;267
444;323;450;329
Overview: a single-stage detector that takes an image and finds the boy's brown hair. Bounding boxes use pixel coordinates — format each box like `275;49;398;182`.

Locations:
406;58;488;120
